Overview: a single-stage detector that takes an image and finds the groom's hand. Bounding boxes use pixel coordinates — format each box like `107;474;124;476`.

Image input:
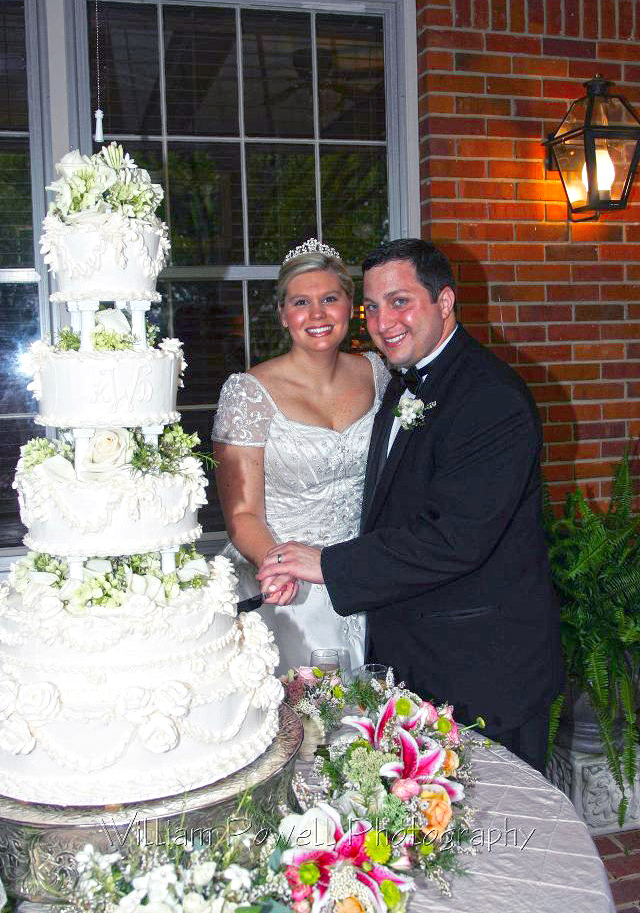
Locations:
258;542;324;585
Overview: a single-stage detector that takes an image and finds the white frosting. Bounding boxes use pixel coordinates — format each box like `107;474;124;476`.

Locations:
0;558;283;805
14;460;206;558
27;344;181;429
41;212;169;303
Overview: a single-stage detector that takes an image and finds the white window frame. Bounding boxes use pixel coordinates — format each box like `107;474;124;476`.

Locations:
0;0;418;569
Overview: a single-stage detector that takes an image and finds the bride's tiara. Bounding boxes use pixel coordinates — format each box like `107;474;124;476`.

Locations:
282;238;341;265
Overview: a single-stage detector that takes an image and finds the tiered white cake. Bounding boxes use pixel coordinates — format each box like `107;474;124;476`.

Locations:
0;144;282;806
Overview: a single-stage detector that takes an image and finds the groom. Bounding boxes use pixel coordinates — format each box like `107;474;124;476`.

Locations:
259;239;562;772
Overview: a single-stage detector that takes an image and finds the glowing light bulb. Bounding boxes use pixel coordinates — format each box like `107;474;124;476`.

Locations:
581;148;616;198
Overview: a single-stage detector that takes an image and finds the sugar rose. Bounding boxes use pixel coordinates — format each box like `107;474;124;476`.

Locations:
418;785;452;841
79;428;133;480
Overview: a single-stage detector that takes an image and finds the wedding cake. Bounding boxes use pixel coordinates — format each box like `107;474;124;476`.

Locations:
0;144;282;806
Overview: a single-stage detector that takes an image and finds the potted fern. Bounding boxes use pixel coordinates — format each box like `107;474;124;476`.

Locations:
544;451;640;825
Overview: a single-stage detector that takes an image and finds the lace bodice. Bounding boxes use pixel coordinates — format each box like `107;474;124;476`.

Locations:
212;352;389;547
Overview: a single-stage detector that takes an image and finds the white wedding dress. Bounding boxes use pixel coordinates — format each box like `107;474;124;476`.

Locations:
212;351;389;675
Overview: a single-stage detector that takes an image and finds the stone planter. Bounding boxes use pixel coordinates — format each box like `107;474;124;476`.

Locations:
547;681;640;834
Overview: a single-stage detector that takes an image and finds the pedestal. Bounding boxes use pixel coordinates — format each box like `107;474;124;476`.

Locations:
0;704;303;910
548;744;640;834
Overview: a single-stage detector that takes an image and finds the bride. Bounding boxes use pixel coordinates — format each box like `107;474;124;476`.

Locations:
212;239;389;674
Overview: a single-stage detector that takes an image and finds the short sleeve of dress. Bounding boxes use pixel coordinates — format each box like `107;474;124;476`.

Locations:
212;373;276;446
365;351;391;404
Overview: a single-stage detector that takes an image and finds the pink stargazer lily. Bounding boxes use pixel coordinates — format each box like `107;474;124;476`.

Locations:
378;728;445;783
281;804;413;913
342;696;399;749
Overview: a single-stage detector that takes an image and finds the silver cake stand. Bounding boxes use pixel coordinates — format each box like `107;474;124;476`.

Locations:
0;704;303;911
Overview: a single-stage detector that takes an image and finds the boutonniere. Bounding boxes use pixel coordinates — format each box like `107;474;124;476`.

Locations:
394;397;437;431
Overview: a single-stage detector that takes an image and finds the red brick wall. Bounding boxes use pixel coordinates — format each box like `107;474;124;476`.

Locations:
417;0;640;507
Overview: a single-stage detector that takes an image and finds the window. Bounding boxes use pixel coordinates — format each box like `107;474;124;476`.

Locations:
0;0;48;552
0;0;418;552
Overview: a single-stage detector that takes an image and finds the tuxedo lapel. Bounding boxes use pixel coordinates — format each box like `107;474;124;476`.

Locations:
362;326;472;532
360;375;401;529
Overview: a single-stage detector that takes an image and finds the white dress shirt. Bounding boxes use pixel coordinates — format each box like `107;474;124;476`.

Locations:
387;325;458;455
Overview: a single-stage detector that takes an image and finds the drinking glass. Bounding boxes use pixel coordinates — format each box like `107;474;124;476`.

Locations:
310;648;340;673
333;648;352;682
356;663;389;684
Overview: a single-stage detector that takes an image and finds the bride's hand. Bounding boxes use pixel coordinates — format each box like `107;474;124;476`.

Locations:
258;542;324;585
260;572;299;606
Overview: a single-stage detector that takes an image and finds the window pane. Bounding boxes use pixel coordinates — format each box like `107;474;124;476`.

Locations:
242;9;313;138
88;1;161;136
179;409;223;533
168;143;243;265
246;144;316;263
0;138;32;268
321;145;388;264
248;279;289;365
0;418;42;549
164;6;238;137
0;283;40;414
158;280;244;406
0;1;28;131
317;14;385;141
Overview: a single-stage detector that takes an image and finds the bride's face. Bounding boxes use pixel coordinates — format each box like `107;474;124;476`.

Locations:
281;269;353;353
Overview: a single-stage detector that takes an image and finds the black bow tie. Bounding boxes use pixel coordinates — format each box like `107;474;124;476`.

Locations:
399;365;429;396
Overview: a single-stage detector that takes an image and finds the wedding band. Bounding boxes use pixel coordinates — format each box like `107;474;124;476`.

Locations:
277;553;282;563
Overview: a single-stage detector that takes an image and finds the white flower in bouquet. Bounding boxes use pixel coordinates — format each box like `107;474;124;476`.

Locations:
278;806;337;851
183;893;209;913
79;428;134;480
132;863;179;903
190;860;217;888
95;307;132;335
176;557;209;583
222;864;253;893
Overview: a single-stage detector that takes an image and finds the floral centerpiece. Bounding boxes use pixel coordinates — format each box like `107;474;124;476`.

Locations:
71;670;478;913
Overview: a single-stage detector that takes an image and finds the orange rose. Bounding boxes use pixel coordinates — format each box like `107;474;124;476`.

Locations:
335;898;366;913
418;785;452;840
443;748;459;777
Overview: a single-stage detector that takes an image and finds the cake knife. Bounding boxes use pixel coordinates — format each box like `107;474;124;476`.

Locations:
236;593;265;613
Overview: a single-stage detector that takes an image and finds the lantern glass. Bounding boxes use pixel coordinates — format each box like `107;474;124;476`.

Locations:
553;137;588;206
591;95;639;128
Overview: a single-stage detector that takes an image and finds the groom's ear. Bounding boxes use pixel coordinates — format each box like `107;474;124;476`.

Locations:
436;286;456;319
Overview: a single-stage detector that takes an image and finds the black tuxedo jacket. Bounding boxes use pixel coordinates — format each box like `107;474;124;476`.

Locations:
321;325;562;734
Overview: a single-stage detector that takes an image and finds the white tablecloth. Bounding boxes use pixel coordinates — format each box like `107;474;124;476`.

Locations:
409;740;615;913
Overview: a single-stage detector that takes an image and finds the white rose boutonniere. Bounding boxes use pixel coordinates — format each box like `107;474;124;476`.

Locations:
79;428;134;480
394;397;437;431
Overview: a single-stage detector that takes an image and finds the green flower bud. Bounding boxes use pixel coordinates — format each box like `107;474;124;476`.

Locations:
419;842;434;857
298;862;320;885
381;879;401;909
395;697;412;717
364;830;391;864
436;717;452;734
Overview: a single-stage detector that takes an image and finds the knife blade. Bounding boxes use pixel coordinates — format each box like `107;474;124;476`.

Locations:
236;593;265;613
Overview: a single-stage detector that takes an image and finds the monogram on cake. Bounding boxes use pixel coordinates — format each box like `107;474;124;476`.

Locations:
0;144;282;806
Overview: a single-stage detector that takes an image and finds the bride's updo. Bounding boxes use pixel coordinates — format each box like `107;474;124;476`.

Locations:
276;240;354;309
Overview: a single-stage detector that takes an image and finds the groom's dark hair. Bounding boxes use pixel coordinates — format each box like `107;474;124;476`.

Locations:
361;239;456;301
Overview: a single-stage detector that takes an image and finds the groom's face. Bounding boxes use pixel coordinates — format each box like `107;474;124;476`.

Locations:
363;259;456;368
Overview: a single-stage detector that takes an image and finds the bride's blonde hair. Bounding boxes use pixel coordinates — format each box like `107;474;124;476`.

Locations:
276;250;354;310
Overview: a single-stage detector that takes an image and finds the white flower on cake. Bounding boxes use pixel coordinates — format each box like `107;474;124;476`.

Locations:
37;595;64;621
139;711;180;753
17;682;60;721
153;682;192;718
0;716;36;755
40;453;75;483
126;594;156;618
0;681;18;721
130;574;165;604
79;428;134;481
95;307;131;335
251;676;284;710
230;653;268;689
117;687;152;723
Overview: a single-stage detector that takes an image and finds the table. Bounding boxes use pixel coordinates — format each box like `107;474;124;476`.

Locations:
408;739;615;913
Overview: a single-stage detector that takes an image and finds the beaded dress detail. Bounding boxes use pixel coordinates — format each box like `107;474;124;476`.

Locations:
212;351;389;674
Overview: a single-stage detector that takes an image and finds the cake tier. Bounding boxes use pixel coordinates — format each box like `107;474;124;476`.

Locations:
0;556;282;805
15;460;206;558
28;344;181;429
41;213;168;303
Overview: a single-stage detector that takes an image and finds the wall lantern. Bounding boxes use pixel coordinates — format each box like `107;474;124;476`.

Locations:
543;75;640;221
